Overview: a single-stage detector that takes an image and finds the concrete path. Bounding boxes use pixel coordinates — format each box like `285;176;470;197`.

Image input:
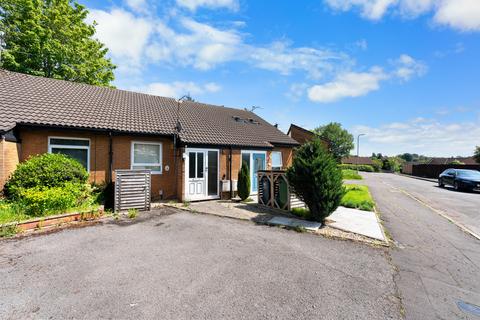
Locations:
328;206;386;241
268;216;322;231
363;172;480;320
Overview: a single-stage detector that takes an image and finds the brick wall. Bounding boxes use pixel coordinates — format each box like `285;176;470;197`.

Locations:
0;139;21;191
288;126;315;145
17;128;177;200
7;128;295;202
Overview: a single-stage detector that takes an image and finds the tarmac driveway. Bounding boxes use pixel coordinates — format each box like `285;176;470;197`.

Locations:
0;208;401;320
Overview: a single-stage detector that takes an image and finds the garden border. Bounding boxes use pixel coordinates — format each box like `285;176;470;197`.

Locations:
0;206;105;232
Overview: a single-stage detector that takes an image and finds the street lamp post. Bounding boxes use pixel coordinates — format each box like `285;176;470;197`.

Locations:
356;134;366;173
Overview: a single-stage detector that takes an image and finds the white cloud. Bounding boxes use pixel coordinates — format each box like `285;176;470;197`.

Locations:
324;0;480;31
134;81;222;98
89;9;153;72
433;0;480;32
176;0;239;11
353;117;480;156
392;54;427;81
286;83;309;101
325;0;397;20
125;0;148;13
308;67;387;103
307;54;426;103
89;6;353;78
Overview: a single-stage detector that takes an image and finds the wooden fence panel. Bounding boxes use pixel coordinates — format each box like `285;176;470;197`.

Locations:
114;170;151;212
257;170;306;211
410;164;480;178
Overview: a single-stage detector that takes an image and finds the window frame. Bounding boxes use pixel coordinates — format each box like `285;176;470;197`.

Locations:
130;141;163;174
271;151;283;170
48;136;90;171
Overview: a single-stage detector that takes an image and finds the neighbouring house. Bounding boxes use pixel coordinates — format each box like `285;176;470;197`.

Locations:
287;124;329;148
342;156;374;166
0;70;299;201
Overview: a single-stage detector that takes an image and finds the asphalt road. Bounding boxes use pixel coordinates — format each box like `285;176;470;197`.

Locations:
362;173;480;320
0;208;401;320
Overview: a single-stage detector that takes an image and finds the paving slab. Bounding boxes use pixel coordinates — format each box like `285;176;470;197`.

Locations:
267;216;322;231
328;206;386;241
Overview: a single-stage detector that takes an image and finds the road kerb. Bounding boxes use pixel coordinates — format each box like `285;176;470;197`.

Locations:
382;181;480;241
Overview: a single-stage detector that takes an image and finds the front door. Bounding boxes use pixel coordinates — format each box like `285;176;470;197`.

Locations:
241;151;266;194
252;153;266;193
185;149;219;201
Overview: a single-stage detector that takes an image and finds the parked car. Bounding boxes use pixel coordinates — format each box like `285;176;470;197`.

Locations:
438;169;480;191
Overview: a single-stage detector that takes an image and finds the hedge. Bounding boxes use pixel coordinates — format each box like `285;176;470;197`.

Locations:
338;164;375;172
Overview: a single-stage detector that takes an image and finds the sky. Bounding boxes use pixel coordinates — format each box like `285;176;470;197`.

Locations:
82;0;480;156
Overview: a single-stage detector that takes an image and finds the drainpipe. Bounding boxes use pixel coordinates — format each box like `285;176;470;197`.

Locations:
1;135;4;189
108;132;113;184
229;146;233;199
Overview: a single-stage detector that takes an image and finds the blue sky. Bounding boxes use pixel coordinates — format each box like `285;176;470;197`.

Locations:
83;0;480;156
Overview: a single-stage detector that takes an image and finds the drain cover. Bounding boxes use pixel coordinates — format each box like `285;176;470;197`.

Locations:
457;300;480;317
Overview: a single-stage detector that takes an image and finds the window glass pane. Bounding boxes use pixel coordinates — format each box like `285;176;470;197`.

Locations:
134;143;160;164
189;152;196;179
51;148;88;169
50;138;89;146
271;152;282;169
242;153;250;170
208;151;218;196
132;165;161;171
197;152;204;179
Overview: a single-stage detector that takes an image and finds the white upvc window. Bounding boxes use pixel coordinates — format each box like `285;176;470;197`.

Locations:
48;137;90;171
131;141;162;174
271;151;283;170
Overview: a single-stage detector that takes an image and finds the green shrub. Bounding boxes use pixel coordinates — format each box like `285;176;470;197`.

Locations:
338;164;374;172
4;153;89;199
287;138;345;223
19;182;89;216
371;159;383;172
237;160;250;201
342;169;362;180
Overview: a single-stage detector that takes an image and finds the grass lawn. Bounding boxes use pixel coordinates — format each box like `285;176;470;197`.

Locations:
340;184;375;211
342;169;362;180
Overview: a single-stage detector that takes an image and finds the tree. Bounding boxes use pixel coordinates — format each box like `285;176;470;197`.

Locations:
313;123;354;162
286;138;345;223
237;161;250;200
0;0;115;86
398;153;413;162
474;146;480;164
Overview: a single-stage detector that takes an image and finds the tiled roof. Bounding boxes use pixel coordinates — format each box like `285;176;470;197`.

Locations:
342;156;374;165
0;70;298;148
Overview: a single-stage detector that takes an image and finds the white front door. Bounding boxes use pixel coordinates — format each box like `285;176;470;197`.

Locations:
185;148;219;201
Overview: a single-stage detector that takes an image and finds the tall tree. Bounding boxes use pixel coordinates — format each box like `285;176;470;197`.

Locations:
0;0;115;86
474;146;480;164
313;122;354;162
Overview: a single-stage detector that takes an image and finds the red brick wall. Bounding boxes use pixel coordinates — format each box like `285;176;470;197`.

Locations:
0;139;21;190
17;128;177;200
8;128;295;201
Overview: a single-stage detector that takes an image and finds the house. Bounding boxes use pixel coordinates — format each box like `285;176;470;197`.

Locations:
287;124;329;148
427;157;477;165
342;156;375;166
287;124;316;145
0;70;299;201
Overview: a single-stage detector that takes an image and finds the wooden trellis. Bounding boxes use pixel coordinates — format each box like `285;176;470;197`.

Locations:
257;170;306;211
